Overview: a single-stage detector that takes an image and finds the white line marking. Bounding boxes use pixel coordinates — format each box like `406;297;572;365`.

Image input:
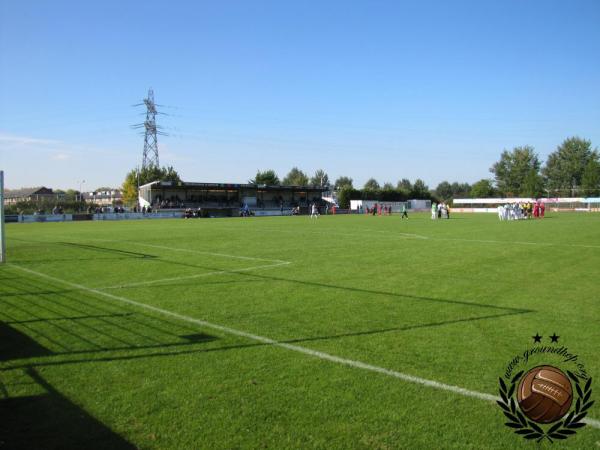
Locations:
360;229;430;240
125;241;290;264
354;231;600;249
251;226;600;250
435;237;600;249
98;262;290;289
8;264;600;430
247;227;429;240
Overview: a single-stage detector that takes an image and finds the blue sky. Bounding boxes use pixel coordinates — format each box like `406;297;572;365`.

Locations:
1;0;599;190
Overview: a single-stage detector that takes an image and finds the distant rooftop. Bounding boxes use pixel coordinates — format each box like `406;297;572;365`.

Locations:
4;187;54;199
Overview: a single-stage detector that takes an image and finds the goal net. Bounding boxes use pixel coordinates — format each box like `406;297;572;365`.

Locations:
0;170;5;263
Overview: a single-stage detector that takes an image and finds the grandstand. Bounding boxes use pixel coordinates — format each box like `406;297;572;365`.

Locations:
138;180;327;216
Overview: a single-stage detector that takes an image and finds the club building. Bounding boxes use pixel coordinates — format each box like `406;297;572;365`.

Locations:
138;180;327;216
3;187;60;205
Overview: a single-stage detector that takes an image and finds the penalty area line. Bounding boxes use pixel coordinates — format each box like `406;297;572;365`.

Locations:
8;263;600;431
122;241;291;264
98;261;291;290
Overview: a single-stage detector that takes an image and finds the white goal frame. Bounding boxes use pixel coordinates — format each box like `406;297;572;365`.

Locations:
0;170;5;263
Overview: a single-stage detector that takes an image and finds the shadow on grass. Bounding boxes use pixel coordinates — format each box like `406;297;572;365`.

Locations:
1;308;532;372
11;240;529;313
7;238;156;263
58;242;157;259
283;309;528;344
0;260;535;373
4;313;133;325
0;367;136;450
0;289;102;298
0;321;53;362
8;257;141;263
0;276;219;361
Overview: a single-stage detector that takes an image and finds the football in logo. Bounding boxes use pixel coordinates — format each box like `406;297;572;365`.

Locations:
517;365;573;423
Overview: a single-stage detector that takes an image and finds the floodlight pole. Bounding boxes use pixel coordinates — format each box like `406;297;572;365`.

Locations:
79;179;86;203
0;171;6;264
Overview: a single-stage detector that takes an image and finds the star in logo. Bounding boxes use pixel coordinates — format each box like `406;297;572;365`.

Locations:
550;333;560;343
532;333;542;343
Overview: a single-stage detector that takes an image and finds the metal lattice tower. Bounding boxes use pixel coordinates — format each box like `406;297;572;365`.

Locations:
133;88;167;169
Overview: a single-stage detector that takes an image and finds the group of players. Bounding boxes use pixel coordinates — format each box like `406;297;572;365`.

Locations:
497;201;545;221
431;202;450;219
361;203;409;218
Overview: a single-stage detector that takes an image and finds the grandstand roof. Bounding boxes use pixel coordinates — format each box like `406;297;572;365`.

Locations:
140;180;328;191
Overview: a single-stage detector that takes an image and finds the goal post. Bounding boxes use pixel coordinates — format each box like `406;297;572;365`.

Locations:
0;170;5;263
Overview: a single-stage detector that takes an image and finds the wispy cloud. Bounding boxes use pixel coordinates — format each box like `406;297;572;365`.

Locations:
0;132;61;146
0;130;134;162
51;152;71;161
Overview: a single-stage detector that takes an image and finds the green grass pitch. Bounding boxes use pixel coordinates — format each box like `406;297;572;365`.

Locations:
1;212;599;449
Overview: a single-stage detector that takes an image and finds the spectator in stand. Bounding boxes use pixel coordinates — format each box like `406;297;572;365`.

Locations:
241;203;250;217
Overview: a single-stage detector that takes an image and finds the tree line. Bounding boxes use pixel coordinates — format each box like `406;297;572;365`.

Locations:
249;168;330;187
113;135;599;209
250;169;432;208
489;137;599;198
247;136;599;208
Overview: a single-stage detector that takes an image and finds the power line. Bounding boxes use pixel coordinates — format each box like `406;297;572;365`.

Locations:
132;88;168;169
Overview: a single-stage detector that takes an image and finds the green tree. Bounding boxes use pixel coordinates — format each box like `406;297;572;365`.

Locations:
282;167;309;185
435;181;453;200
451;182;471;198
410;179;429;198
382;182;394;191
250;169;280;185
521;169;545;198
122;165;182;205
470;179;495;198
543;137;598;196
396;178;412;192
581;158;600;196
396;178;412;196
363;178;380;191
334;176;353;190
490;146;541;196
336;186;353;209
61;189;79;201
310;169;330;187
